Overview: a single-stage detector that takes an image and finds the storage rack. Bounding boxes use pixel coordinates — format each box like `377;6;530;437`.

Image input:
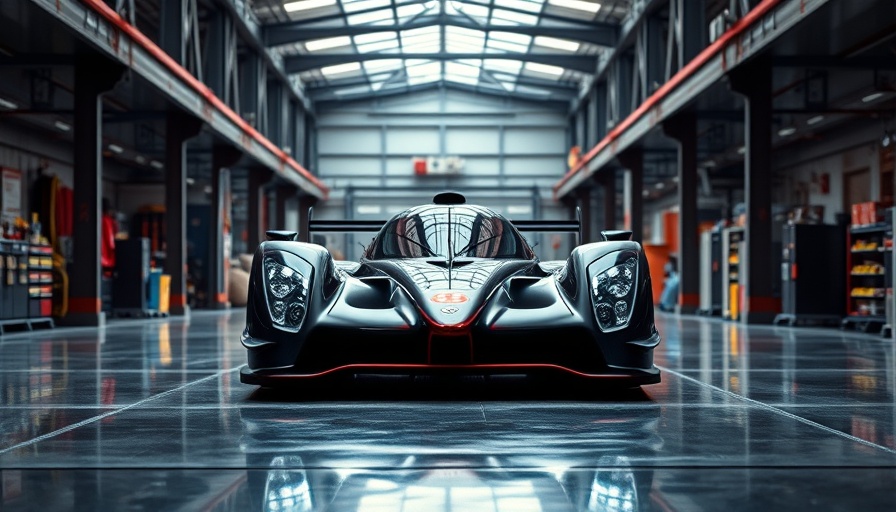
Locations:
27;244;54;327
842;221;892;334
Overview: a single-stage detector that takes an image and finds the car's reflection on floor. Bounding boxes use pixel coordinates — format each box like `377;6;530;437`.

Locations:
239;382;662;512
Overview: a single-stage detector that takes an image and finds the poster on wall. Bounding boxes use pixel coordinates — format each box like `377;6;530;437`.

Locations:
1;167;22;223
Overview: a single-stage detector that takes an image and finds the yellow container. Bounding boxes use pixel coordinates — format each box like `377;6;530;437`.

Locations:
158;274;171;313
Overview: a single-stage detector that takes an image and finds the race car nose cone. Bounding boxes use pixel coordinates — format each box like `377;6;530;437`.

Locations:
423;290;476;327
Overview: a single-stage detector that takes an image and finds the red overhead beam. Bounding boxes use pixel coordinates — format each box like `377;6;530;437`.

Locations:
80;0;329;198
553;0;786;198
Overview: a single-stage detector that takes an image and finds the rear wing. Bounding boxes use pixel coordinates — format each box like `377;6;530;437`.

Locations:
299;206;583;244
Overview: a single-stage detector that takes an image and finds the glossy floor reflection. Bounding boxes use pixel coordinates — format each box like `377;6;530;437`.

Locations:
1;310;895;510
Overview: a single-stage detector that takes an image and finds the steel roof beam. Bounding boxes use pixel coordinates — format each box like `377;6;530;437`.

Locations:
285;52;596;74
305;74;578;95
264;15;617;47
312;81;573;104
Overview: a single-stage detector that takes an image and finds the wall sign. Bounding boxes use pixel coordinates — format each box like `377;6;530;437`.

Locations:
1;168;22;221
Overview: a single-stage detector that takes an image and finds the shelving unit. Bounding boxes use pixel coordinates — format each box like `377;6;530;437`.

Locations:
842;222;892;334
27;244;54;329
722;227;744;321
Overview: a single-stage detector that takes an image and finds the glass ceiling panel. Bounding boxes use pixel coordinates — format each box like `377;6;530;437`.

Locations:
260;0;627;100
494;0;545;13
343;0;392;13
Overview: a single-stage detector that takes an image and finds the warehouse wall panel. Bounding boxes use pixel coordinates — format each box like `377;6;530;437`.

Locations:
318;128;381;155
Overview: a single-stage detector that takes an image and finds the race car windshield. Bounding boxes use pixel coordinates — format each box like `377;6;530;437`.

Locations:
370;205;533;260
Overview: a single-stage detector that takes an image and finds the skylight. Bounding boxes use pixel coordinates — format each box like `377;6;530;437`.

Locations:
547;0;602;13
321;62;362;76
347;9;394;25
283;0;337;12
343;0;392;13
305;36;352;51
491;9;539;25
533;36;580;52
494;0;545;13
524;62;564;76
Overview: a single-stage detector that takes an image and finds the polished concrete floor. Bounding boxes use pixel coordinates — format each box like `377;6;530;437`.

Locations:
0;310;894;511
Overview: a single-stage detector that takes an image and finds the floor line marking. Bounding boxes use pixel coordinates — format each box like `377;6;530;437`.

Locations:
0;367;241;455
658;365;896;455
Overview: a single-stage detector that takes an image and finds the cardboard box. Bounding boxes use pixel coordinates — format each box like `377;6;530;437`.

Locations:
852;203;862;226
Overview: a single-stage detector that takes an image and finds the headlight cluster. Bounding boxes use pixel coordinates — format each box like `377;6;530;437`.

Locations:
263;255;309;331
590;253;638;332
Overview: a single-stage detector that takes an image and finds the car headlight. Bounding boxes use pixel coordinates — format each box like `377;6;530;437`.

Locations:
263;255;310;331
589;252;638;332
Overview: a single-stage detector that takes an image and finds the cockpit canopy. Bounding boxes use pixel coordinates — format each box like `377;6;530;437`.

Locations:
366;204;535;260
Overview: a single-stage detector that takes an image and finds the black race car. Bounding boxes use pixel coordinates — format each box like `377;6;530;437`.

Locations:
240;192;661;387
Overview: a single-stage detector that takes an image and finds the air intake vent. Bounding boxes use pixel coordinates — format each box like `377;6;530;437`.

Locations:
433;191;466;205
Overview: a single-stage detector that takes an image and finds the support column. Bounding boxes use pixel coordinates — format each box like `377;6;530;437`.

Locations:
600;169;617;232
65;57;124;327
663;110;699;314
247;168;273;251
618;150;644;242
274;184;296;230
730;60;778;324
577;187;593;244
164;111;203;316
209;145;242;309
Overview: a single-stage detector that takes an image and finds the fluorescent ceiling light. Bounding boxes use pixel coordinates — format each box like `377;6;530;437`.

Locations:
806;115;824;125
150;160;164;169
54;120;71;131
135;156;146;164
283;0;335;12
534;36;580;52
548;0;601;13
777;127;796;137
0;98;17;110
305;36;351;51
108;144;124;154
321;62;362;76
185;177;196;185
736;146;746;155
862;92;884;103
525;62;565;76
655;182;665;189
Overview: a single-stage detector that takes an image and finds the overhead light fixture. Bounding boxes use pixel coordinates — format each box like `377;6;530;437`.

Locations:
862;92;885;103
737;145;746;155
135;156;146;164
883;131;892;148
655;182;665;189
186;177;196;185
806;115;825;125
548;0;602;13
778;127;797;137
54;120;71;131
150;160;164;169
283;0;335;12
0;97;17;110
108;144;124;154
